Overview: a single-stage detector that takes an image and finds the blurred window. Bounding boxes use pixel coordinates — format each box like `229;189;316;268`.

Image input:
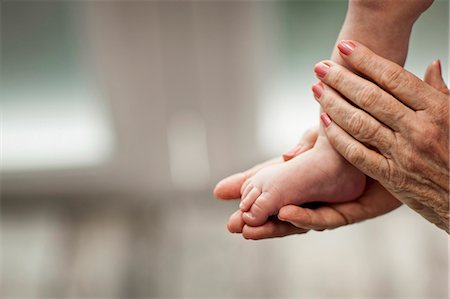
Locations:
1;2;114;172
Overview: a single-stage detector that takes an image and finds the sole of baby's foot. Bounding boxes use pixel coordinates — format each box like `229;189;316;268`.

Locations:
239;136;366;227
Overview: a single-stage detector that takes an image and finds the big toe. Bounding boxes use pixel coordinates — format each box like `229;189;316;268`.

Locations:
242;193;275;226
213;173;246;199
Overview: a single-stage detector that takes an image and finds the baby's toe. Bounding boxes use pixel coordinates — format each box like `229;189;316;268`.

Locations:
239;186;261;212
240;181;254;200
242;192;273;226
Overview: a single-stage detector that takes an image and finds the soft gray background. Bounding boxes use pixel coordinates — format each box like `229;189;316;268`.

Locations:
1;1;448;298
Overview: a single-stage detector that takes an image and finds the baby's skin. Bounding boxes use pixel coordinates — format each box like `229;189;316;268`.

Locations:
239;135;366;226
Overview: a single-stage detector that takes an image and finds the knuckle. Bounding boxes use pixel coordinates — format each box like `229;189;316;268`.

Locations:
365;124;386;149
320;91;335;111
378;131;394;155
343;143;365;166
390;104;408;125
331;68;346;89
347;110;366;137
355;84;382;109
379;65;405;92
352;54;372;74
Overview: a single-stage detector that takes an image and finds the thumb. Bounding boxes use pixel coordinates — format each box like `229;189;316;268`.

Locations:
424;59;449;95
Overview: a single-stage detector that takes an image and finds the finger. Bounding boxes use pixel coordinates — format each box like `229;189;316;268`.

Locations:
336;40;435;110
227;210;245;233
241;219;309;240
424;59;449;95
314;82;395;155
278;204;348;230
213;157;282;199
313;61;414;132
279;179;402;230
320;113;389;182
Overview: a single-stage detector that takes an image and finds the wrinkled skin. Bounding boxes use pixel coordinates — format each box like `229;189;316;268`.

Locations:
315;41;449;232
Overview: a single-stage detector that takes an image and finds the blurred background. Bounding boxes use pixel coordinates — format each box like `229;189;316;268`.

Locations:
1;1;448;298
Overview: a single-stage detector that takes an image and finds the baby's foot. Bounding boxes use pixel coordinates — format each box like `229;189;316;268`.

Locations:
239;136;366;226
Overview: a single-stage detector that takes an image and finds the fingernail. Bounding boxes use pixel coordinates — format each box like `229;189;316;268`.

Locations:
239;201;245;210
314;62;330;78
320;113;332;127
277;214;286;221
282;144;303;161
337;40;355;56
244;212;255;220
312;82;323;98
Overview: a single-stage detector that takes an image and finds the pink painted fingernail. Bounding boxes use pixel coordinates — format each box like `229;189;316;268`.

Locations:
282;144;303;161
337;40;355;56
320;113;332;127
314;62;330;78
312;82;323;98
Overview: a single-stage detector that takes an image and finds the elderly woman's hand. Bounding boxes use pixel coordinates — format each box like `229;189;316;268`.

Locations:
313;40;449;232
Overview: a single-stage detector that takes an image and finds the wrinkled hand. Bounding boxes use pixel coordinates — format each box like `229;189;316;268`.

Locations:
314;40;449;232
215;57;447;239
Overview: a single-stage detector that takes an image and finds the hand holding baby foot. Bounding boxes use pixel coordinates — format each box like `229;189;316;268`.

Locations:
219;59;444;240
